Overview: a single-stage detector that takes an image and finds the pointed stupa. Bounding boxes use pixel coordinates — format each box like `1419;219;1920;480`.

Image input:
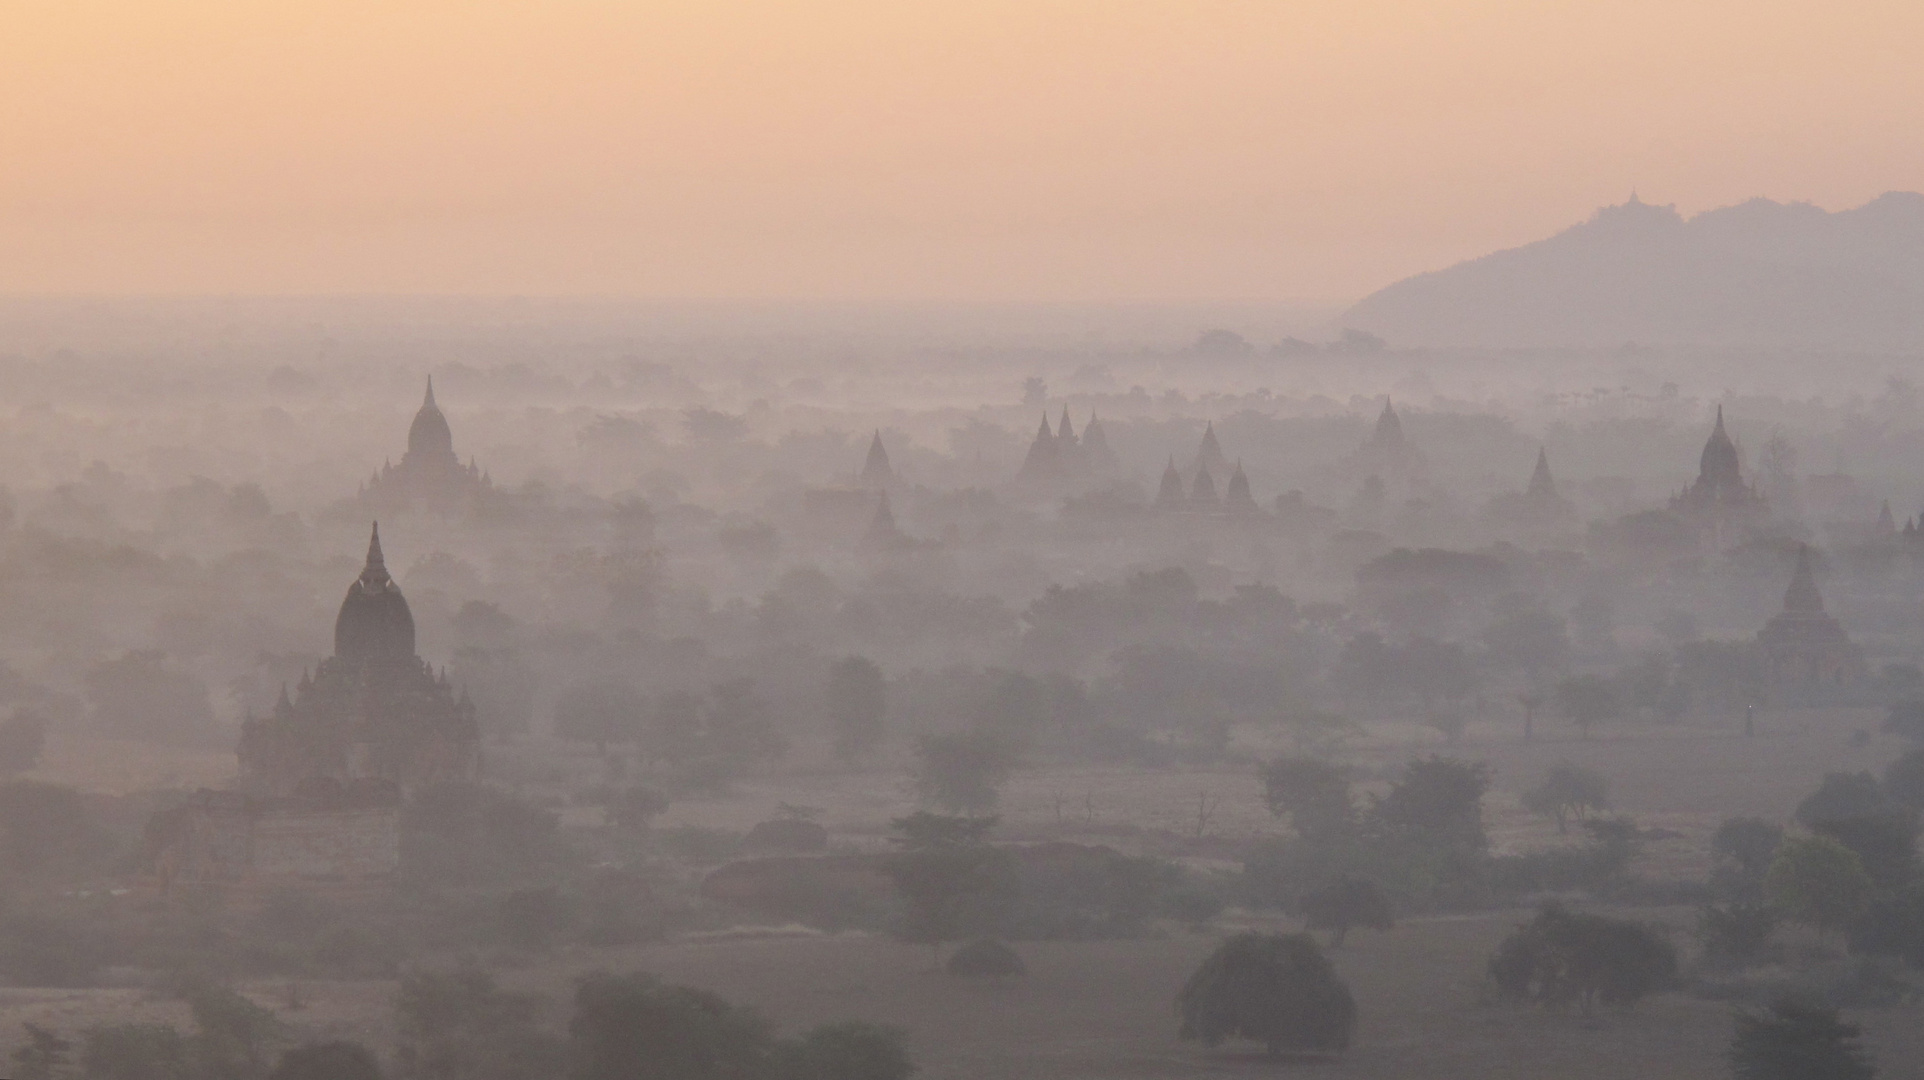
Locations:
1877;500;1897;537
1057;406;1077;446
1019;414;1059;478
408;376;454;459
1372;398;1405;449
1526;447;1557;501
1081;412;1118;473
1155;457;1186;510
1783;544;1826;615
334;522;416;664
1758;542;1860;685
1675;404;1763;515
1190;463;1221;508
863;491;906;549
860;430;894;488
1195;422;1229;479
1225;460;1256;511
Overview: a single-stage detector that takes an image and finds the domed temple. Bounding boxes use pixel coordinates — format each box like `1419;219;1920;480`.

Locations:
1671;406;1767;547
361;377;493;515
238;524;480;795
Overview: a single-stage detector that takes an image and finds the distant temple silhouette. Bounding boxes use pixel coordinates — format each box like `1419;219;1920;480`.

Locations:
1485;447;1576;529
1671;406;1767;547
1150;425;1260;515
237;524;480;795
1016;408;1120;488
361;377;493;516
1756;544;1861;686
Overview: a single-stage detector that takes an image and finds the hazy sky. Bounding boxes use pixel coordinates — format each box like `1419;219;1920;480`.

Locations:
5;2;1922;301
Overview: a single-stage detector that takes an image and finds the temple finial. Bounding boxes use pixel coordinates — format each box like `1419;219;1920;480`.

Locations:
424;375;436;408
366;522;386;572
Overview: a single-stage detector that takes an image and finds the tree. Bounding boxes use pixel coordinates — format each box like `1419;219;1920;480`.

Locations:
1883;699;1924;742
0;780;116;881
1299;876;1393;948
1884;749;1924;812
912;731;1017;814
1698;903;1778;969
1765;835;1874;937
769;1022;916;1080
1712;818;1786;902
945;938;1026;979
1488;903;1677;1010
1795;773;1892;827
271;1041;386;1080
13;1023;72;1080
1811;813;1918;893
1554;675;1621;739
82;650;217;745
1521;762;1610;834
82;1024;190;1080
553;682;647;755
1372;756;1491;852
883;813;1016;962
1176;932;1356;1056
187;983;283;1079
826;657;886;762
569;971;772;1080
1482;599;1570;686
609;785;670;832
1259;756;1354;843
1728;997;1875;1080
0;709;46;777
396;967;564;1080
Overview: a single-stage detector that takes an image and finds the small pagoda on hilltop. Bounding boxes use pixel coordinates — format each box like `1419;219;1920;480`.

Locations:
1757;545;1861;687
238;524;480;795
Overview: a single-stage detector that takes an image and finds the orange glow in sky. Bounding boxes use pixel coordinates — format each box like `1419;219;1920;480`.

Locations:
4;1;1922;300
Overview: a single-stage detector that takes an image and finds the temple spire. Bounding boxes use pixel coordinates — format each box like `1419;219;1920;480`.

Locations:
423;375;436;409
1784;544;1825;614
366;522;385;573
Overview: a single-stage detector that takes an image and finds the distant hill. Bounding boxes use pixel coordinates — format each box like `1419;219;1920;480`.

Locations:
1343;192;1924;349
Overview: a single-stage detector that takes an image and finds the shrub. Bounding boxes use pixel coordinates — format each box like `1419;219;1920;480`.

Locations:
1765;835;1874;936
1699;903;1779;969
1521;762;1610;834
1260;757;1354;842
1300;876;1393;948
569;972;773;1080
1177;932;1355;1056
770;1022;915;1080
946;938;1025;979
1488;903;1677;1009
1728;996;1875;1080
271;1040;385;1080
1711;818;1786;902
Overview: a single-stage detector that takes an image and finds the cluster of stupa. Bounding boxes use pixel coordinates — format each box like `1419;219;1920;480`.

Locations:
1017;408;1121;486
1153;423;1258;514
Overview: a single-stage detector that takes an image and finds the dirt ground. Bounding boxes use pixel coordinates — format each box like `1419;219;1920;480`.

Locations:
7;706;1919;1076
5;910;1920;1079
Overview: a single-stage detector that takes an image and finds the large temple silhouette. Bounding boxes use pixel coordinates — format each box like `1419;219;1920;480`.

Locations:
361;377;493;516
238;524;479;795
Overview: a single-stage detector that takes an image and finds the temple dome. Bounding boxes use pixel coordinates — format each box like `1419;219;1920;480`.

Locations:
334;523;416;662
407;377;455;459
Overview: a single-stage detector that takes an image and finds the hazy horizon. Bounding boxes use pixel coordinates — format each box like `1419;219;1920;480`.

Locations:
8;2;1924;301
